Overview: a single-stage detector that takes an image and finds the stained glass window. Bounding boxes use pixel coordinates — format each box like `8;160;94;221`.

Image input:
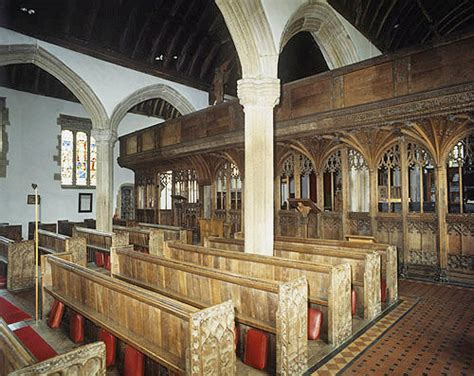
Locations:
76;132;88;185
59;116;96;187
61;130;74;185
90;136;97;186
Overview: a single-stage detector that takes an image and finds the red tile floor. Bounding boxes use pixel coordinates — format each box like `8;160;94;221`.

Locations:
340;279;474;375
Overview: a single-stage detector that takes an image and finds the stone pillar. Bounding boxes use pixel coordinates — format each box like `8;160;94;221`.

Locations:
92;128;117;232
435;164;449;282
238;78;280;255
203;185;212;219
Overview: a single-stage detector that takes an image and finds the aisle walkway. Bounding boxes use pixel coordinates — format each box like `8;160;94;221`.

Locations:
341;280;474;375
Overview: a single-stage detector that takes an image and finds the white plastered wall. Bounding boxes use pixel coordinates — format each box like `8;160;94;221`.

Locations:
0;27;209;117
0;87;158;238
261;0;381;64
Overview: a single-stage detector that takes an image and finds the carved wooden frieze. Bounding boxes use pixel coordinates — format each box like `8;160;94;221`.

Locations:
408;249;437;266
328;263;352;346
377;216;403;233
276;276;308;376
364;252;382;320
448;255;474;271
188;300;236;376
7;240;35;291
447;214;474;236
407;218;437;234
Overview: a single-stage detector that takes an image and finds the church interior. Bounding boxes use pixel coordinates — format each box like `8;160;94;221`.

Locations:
0;0;473;375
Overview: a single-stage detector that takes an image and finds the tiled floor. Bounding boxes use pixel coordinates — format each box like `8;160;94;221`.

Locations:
314;279;474;375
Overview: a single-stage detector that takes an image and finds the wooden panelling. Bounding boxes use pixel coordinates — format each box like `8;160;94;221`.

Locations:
38;229;87;266
343;62;394;107
141;129;155;151
0;225;22;241
126;135;137;155
409;40;474;95
159;123;181;147
181;114;207;142
289;77;332;118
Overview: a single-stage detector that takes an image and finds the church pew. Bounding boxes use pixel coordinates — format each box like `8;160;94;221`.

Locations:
163;240;354;342
72;226;129;265
38;229;87;267
198;218;224;244
111;246;311;374
41;254;235;375
0;224;22;241
58;220;85;237
0;236;34;291
139;222;191;248
28;222;57;240
112;225;161;254
204;237;381;320
276;236;398;304
0;318;106;375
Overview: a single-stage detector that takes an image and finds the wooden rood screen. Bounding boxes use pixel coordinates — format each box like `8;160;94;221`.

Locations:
42;255;235;375
163;240;353;344
0;236;34;291
276;236;398;304
112;246;309;375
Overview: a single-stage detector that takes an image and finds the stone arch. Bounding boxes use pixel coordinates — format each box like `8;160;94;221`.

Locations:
216;0;278;78
280;3;360;70
109;84;196;132
0;44;108;128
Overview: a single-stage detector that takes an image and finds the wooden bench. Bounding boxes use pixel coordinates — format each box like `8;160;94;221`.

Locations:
205;237;382;320
163;240;353;343
72;227;129;264
139;223;191;249
41;253;235;375
111;245;309;374
1;318;106;375
276;236;398;304
38;229;87;267
28;222;57;240
57;220;85;237
0;236;34;291
112;225;162;254
198;218;224;244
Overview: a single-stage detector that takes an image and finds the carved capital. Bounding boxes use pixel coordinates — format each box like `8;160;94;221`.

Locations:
237;78;280;108
91;128;118;144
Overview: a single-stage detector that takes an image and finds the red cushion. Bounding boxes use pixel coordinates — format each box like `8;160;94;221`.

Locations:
244;329;269;370
69;311;84;343
0;275;6;288
98;328;116;367
381;278;387;303
351;289;357;316
47;300;65;329
95;252;105;267
104;254;111;271
124;344;145;376
235;325;240;351
308;308;323;340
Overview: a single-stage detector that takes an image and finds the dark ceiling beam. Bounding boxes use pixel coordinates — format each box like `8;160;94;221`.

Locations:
438;2;474;33
163;24;185;68
387;0;418;50
62;0;77;36
176;30;199;72
118;1;141;52
147;20;172;63
444;12;474;35
199;43;220;80
375;0;398;40
438;0;470;30
359;0;372;28
188;37;210;78
415;0;441;38
367;0;386;34
83;0;102;41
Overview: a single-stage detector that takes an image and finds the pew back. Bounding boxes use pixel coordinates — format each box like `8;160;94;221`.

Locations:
38;229;87;266
113;225;161;254
42;254;235;375
205;237;381;319
163;240;353;342
276;236;398;303
72;227;129;262
0;225;22;241
1;317;107;376
0;236;34;291
139;223;190;248
112;246;309;374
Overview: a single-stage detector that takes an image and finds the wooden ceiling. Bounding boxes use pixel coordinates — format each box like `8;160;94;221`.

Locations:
328;0;474;52
0;0;241;95
0;0;472;113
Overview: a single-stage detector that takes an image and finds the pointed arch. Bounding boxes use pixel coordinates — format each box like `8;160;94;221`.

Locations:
110;84;196;132
280;3;360;69
0;44;108;128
